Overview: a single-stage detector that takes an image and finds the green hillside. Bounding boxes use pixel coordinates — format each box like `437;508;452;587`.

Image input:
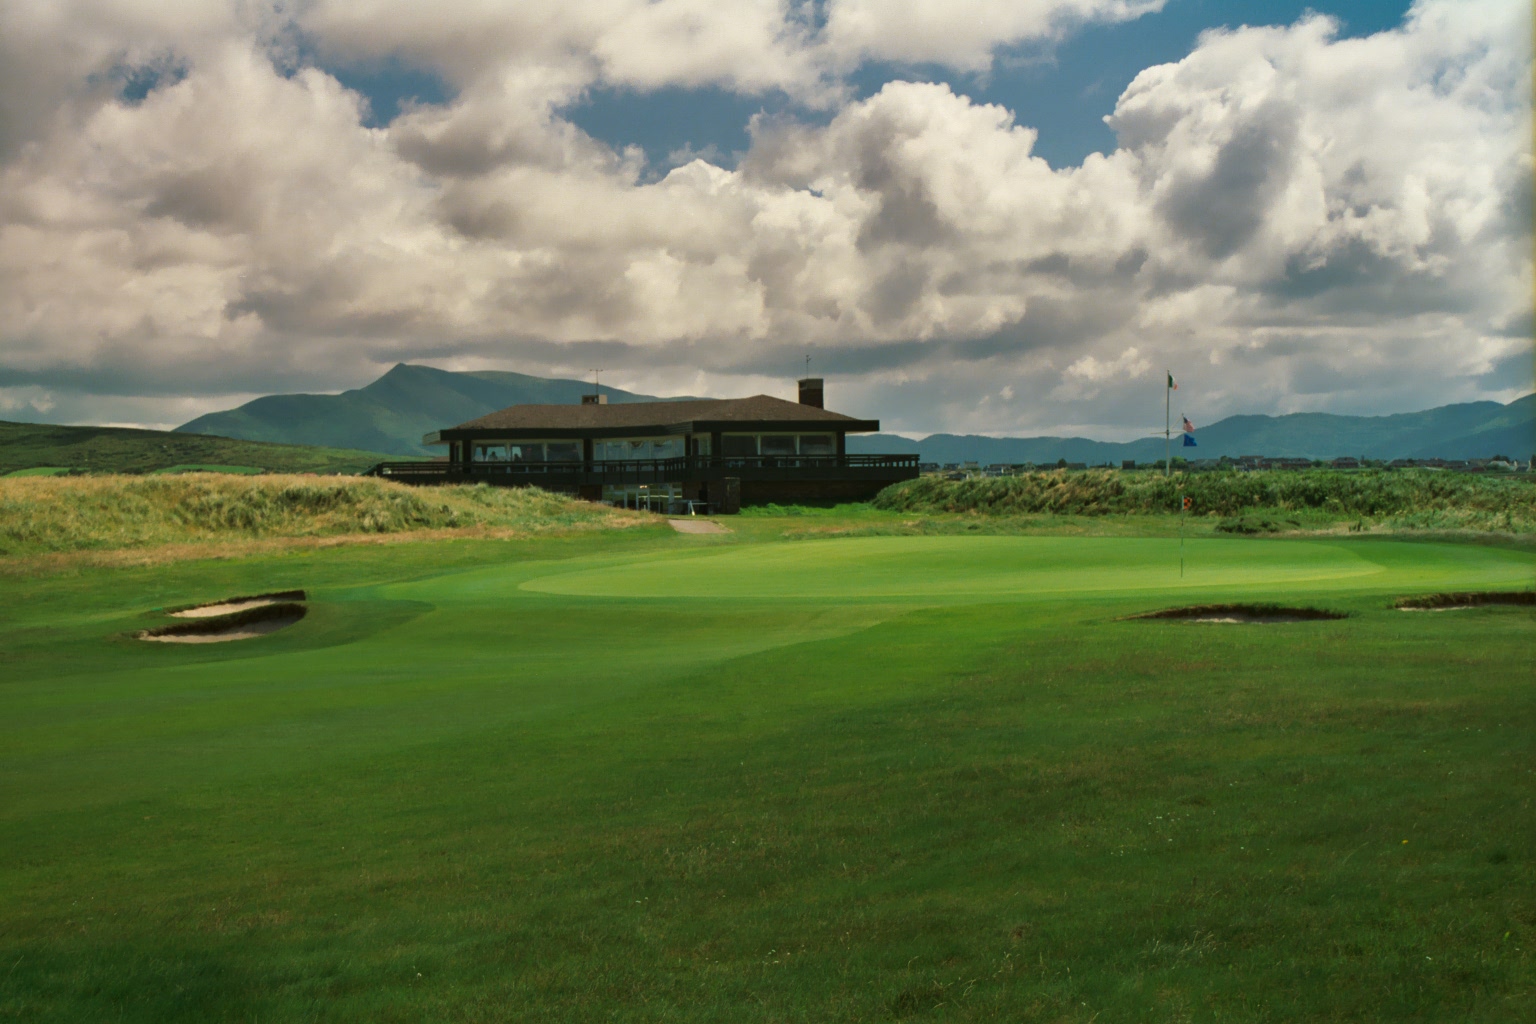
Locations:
0;421;406;476
176;363;696;456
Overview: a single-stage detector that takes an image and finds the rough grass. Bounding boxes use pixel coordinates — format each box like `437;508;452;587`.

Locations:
0;474;637;555
874;468;1536;531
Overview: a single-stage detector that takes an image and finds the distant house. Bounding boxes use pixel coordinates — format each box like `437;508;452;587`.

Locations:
1330;457;1360;469
368;378;917;511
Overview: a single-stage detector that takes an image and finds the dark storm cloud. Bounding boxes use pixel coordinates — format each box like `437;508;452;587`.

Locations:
1157;99;1300;259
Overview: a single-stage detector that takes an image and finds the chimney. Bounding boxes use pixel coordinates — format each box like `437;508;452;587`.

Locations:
581;393;609;405
797;377;824;408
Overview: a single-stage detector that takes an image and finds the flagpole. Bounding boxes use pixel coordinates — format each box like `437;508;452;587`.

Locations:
1165;371;1171;476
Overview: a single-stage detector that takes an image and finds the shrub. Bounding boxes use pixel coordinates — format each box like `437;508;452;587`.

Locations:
0;474;631;554
873;468;1536;531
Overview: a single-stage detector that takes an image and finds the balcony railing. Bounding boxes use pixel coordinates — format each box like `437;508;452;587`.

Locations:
367;453;919;484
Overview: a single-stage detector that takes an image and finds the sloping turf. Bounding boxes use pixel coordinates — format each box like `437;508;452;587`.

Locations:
1;530;1531;1021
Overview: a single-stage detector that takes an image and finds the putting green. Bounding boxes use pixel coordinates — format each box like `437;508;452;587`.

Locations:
518;535;1531;601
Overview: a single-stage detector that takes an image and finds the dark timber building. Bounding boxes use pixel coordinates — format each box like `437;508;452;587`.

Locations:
368;378;918;512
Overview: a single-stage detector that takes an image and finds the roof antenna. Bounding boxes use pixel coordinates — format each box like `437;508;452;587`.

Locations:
582;367;608;406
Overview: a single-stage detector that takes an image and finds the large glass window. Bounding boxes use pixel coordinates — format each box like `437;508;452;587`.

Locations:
721;434;757;457
800;434;835;456
760;435;797;456
473;444;509;462
595;437;686;461
546;442;581;462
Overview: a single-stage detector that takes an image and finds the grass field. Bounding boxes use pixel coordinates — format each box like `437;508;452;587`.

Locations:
0;420;409;476
1;511;1532;1021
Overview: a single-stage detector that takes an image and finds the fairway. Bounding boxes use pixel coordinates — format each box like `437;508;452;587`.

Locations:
2;527;1532;1022
518;534;1533;600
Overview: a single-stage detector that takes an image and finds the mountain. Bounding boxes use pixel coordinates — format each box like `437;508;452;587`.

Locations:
176;364;694;456
176;363;1533;464
846;394;1535;464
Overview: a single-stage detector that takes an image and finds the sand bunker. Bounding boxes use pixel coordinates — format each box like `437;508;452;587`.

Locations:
167;590;306;618
1396;591;1535;612
141;601;306;644
669;519;728;534
1131;603;1347;624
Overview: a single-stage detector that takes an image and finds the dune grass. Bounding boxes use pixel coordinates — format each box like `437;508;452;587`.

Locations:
0;524;1532;1021
874;468;1536;532
0;474;637;555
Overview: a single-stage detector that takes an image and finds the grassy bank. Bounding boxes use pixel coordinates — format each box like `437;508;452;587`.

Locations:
874;468;1536;532
0;474;636;555
0;420;406;476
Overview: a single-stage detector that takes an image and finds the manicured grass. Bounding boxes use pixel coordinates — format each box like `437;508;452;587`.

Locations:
0;524;1531;1021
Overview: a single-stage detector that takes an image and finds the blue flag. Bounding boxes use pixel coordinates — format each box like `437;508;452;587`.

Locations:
1182;433;1197;447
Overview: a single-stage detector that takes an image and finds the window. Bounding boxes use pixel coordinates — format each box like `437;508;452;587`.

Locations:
511;444;543;463
594;437;686;461
546;442;581;462
800;434;835;456
721;435;757;457
473;444;509;462
760;435;797;456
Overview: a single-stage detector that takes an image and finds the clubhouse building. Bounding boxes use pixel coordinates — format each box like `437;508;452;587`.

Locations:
369;378;918;512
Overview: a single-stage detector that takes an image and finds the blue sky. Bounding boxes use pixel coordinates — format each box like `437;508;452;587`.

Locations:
335;1;1414;169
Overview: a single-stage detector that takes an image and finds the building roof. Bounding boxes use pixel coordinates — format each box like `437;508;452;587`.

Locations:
426;394;879;443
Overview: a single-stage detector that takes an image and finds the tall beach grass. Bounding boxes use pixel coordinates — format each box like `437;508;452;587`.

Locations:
0;474;635;555
873;468;1536;532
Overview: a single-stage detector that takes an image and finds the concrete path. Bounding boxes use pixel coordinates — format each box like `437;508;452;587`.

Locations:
668;519;728;534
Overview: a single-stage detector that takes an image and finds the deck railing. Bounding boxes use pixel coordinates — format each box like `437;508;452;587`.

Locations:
367;453;918;484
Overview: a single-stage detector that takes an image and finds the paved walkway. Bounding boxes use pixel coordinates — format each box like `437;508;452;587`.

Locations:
668;519;728;534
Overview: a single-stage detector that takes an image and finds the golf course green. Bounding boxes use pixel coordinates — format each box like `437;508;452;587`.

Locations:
2;522;1531;1021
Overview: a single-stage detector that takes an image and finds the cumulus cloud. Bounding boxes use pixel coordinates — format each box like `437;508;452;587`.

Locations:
0;0;1528;434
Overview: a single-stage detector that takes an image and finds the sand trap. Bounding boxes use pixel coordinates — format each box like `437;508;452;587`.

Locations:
141;602;306;643
1396;591;1535;612
1131;603;1347;624
669;519;728;534
168;590;306;618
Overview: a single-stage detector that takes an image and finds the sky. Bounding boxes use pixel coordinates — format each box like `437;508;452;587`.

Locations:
0;0;1529;437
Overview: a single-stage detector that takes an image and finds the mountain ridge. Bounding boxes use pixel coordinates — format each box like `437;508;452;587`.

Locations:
846;394;1534;464
174;364;1534;463
176;364;696;456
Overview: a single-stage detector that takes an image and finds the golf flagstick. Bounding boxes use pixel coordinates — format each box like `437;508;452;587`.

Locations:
1179;494;1190;578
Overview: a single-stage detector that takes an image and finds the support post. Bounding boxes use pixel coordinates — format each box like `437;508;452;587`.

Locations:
1165;373;1171;477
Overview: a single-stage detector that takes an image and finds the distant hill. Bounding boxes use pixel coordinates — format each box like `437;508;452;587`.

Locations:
176;364;695;456
0;421;402;476
171;362;1533;464
847;394;1535;464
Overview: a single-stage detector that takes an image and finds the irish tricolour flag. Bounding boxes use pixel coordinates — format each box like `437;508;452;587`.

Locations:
1168;373;1178;390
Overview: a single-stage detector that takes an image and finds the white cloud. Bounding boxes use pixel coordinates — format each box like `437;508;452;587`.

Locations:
0;0;1528;435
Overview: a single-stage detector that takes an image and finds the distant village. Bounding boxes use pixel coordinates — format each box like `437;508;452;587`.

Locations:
922;454;1531;479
